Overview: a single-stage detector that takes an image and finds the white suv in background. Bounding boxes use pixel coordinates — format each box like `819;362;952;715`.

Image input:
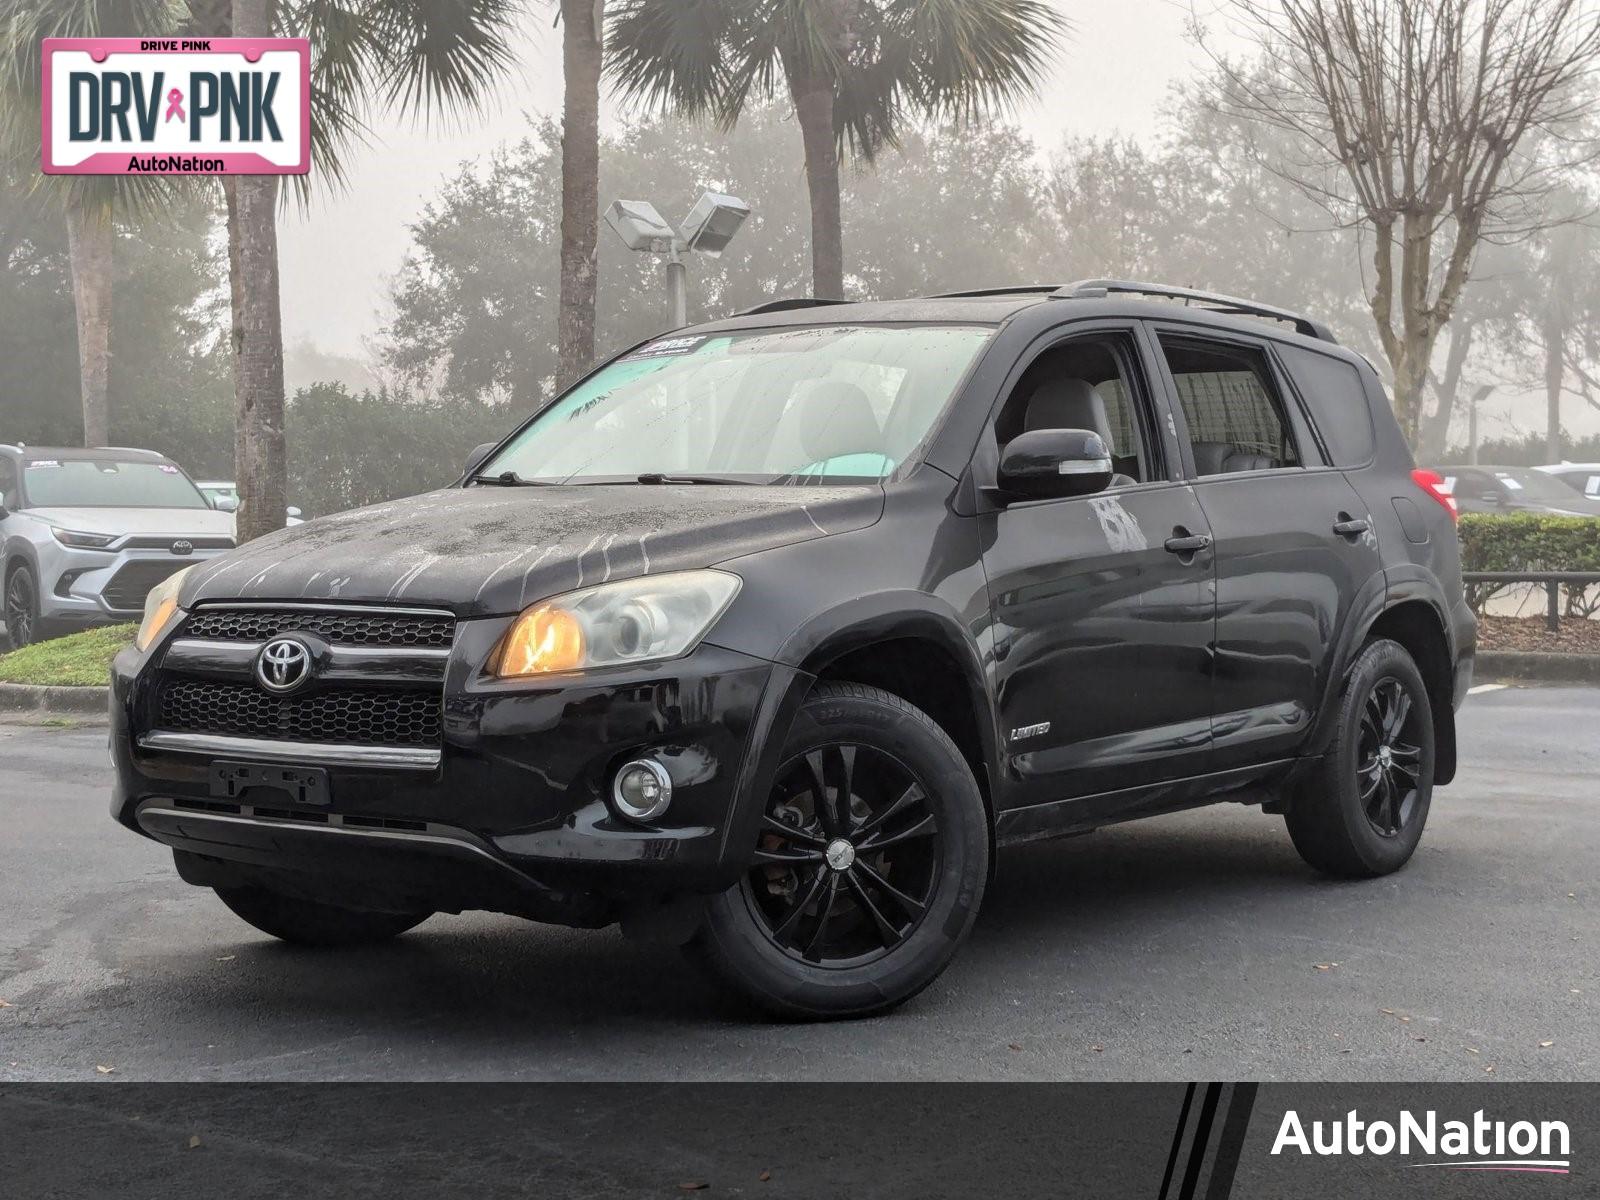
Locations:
0;446;236;647
1537;462;1600;500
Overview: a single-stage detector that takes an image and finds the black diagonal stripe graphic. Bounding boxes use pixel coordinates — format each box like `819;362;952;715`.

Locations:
1203;1083;1259;1200
1158;1083;1198;1200
1178;1083;1225;1199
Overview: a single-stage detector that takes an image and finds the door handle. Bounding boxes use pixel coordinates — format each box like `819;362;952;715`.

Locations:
1164;532;1213;556
1332;517;1371;537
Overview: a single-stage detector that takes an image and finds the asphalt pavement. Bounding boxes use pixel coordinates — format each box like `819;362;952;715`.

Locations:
1;685;1593;1082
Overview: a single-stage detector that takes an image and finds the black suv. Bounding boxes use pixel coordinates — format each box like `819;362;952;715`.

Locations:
111;281;1474;1018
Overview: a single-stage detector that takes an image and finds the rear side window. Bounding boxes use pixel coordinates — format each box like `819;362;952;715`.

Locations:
1158;338;1300;475
1277;345;1377;466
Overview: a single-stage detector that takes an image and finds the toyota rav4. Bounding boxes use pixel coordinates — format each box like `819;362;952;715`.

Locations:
110;281;1474;1019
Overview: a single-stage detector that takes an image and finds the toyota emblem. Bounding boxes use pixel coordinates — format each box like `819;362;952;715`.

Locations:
256;637;312;693
170;540;194;556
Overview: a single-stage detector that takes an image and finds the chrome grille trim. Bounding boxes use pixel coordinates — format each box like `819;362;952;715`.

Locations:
138;731;440;770
161;638;450;685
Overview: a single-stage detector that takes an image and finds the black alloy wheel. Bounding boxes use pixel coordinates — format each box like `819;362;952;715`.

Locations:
744;742;941;967
1284;637;1435;878
688;682;988;1019
1356;676;1424;837
5;565;38;649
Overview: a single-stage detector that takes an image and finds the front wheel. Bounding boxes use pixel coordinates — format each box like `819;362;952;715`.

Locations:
688;683;989;1020
1285;638;1435;878
4;564;43;649
215;885;431;947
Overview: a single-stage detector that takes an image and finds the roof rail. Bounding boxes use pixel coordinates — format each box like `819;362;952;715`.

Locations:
734;297;854;316
928;285;1061;299
1055;279;1337;343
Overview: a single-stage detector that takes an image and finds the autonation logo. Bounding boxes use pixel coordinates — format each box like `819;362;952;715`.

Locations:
1272;1108;1572;1175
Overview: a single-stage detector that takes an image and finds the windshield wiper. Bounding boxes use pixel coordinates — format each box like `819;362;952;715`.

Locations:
469;471;552;487
634;472;756;486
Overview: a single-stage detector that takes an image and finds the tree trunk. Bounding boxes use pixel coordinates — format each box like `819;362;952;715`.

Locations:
789;72;844;300
1389;335;1433;450
1417;322;1474;461
556;0;603;388
225;0;287;544
64;202;113;447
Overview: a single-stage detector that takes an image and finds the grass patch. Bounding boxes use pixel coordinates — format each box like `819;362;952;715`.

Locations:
0;624;135;686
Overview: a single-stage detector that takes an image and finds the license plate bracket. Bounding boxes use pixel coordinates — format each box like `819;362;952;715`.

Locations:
210;760;331;808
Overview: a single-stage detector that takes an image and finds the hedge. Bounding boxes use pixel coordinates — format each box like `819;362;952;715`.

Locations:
1457;513;1600;616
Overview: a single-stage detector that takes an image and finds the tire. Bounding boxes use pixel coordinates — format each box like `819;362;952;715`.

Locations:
1285;638;1435;878
4;563;45;649
215;885;430;947
688;682;989;1020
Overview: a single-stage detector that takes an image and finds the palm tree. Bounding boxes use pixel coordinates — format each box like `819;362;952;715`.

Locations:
0;0;182;447
557;0;604;388
607;0;1065;299
180;0;520;542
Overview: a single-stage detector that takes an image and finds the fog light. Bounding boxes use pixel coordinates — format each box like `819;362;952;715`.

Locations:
612;759;673;823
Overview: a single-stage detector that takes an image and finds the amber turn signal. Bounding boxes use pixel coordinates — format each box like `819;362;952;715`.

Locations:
497;604;586;676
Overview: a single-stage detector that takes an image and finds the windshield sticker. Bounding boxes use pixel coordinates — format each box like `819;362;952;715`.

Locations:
158;464;180;473
26;459;61;469
629;334;705;359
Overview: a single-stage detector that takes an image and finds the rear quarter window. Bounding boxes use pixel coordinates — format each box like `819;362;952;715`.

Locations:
1277;345;1377;467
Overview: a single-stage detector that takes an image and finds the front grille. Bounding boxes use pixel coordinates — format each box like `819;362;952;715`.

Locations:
103;561;189;611
182;608;454;647
156;679;441;746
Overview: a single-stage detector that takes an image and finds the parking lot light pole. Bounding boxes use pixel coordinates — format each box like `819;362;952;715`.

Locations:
604;192;751;329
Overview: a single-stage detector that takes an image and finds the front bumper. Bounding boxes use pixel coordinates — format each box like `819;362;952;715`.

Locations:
110;627;810;924
39;542;227;624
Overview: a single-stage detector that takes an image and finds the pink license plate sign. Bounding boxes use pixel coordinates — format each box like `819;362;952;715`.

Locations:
42;37;310;176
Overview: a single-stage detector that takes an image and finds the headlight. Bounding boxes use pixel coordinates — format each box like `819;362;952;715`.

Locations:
135;567;192;652
493;570;741;678
50;527;117;549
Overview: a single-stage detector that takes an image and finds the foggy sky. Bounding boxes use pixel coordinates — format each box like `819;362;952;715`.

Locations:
277;0;1245;357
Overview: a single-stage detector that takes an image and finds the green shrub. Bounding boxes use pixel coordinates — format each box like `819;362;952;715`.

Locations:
1457;513;1600;616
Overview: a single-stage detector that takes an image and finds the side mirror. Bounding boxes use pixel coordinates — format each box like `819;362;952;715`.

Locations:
0;490;8;518
213;494;240;513
995;428;1113;501
285;506;303;520
465;442;499;477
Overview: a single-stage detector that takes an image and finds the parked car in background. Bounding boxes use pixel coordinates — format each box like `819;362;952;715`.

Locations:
197;480;305;525
0;445;236;648
111;281;1473;1018
1537;462;1600;501
1432;465;1600;518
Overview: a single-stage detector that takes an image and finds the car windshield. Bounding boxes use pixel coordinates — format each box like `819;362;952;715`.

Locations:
481;324;994;484
21;457;209;509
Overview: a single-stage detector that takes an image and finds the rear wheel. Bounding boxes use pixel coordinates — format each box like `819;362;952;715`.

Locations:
688;683;988;1020
1285;638;1435;878
215;885;430;947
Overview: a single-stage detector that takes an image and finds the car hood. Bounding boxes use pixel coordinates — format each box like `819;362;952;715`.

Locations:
180;484;885;617
25;506;235;539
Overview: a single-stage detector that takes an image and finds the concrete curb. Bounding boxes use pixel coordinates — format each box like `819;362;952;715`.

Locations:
0;681;110;715
1475;650;1600;684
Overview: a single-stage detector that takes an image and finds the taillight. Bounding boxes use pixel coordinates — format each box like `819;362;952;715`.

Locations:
1411;469;1459;522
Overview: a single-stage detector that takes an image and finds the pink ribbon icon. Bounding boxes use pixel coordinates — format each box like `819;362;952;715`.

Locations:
164;87;185;123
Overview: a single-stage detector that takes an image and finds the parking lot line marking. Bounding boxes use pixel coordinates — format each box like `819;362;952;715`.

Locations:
1469;683;1508;695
